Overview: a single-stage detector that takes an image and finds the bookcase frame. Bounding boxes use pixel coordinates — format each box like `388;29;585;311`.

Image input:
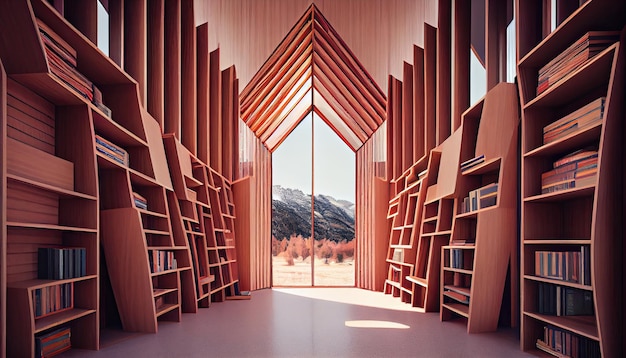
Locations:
440;82;519;332
516;0;626;356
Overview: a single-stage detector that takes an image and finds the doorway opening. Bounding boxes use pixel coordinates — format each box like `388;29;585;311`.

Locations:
272;112;356;287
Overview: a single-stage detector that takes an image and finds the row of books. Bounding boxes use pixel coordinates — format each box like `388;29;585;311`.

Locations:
541;149;598;194
35;327;71;358
133;192;148;210
536;31;620;95
96;135;129;167
448;248;471;270
460;154;484;173
460;182;498;213
534;247;591;285
148;250;177;273
38;247;87;280
37;19;112;117
32;283;73;319
537;283;593;316
536;326;600;358
543;97;605;144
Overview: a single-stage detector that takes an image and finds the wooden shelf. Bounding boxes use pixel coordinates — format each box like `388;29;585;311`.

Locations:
34;309;96;333
155;303;179;318
442;303;469;317
7;174;97;200
524;185;595;202
461;157;501;176
524;121;603;158
522;275;593;291
153;288;178;297
524;45;616;109
6;222;97;233
523;239;591;245
443;267;473;275
524;312;598;341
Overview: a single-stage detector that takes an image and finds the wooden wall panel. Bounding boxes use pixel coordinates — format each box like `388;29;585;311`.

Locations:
424;24;437;157
147;0;165;127
436;0;451;145
355;124;388;291
413;46;425;162
108;0;124;67
221;66;236;181
453;0;470;130
194;0;438;91
123;0;147;106
209;49;222;172
181;0;197;154
0;59;6;357
402;62;414;172
164;0;181;137
197;23;210;163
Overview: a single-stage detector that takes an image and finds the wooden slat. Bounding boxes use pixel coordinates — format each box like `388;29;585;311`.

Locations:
196;22;209;164
164;0;181;137
147;0;165;127
181;0;197;154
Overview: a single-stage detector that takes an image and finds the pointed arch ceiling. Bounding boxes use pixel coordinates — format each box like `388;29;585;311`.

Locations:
240;4;386;152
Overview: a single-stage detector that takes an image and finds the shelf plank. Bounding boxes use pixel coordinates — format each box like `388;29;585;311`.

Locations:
524;45;616;110
443;267;473;275
6;222;97;232
524;185;595;202
143;229;171;236
137;208;169;219
155;303;179;317
523;239;591;245
442;303;469;317
524;121;602;158
443;285;471;296
7;173;97;201
461;157;501;175
7;275;98;289
406;275;427;287
524;312;598;340
153;288;177;297
34;308;96;333
523;275;592;291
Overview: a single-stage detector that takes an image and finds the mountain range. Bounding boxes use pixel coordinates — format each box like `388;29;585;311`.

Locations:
272;185;355;242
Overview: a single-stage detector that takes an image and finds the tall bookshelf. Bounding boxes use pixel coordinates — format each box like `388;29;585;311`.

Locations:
440;82;519;333
408;128;462;311
517;0;625;356
383;161;427;303
163;134;215;308
207;168;240;302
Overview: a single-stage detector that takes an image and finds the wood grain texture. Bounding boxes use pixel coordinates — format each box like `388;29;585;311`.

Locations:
196;23;210;164
123;0;147;106
181;0;197;155
164;0;181;137
0;58;6;358
147;0;165;127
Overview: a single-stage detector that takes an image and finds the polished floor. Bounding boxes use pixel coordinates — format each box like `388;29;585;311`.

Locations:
62;288;533;358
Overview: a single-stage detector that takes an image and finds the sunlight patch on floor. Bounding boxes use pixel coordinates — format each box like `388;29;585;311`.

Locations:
345;320;410;329
273;287;424;312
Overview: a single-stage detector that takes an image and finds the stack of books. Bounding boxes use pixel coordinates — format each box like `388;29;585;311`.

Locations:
537;283;593;317
541;149;598;194
37;19;112;117
449;248;465;269
461;182;498;213
543;97;605;144
536;326;600;358
133;192;148;210
460;154;485;173
32;283;73;318
535;247;591;285
35;327;71;358
38;247;87;280
148;250;177;273
95;135;129;167
537;31;619;95
37;20;93;101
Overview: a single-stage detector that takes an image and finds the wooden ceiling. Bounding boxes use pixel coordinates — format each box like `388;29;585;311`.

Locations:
239;5;386;152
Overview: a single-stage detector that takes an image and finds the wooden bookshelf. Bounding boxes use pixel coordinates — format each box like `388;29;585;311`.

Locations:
517;0;626;356
383;161;427;303
441;82;519;333
410;127;462;311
